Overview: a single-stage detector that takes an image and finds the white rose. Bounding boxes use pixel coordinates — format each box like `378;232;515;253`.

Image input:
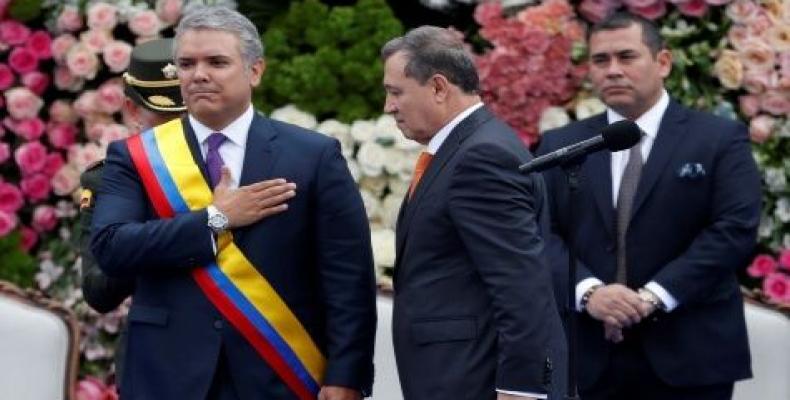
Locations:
393;128;422;151
758;215;774;238
346;159;360;183
388;175;410;198
374;114;398;146
270;104;317;129
764;167;787;192
356;141;386;177
397;150;422;182
380;193;404;229
370;228;396;269
575;97;607;120
316;119;354;157
359;175;388;197
359;189;381;223
539;106;571;133
350;120;377;144
383;147;405;175
775;197;790;223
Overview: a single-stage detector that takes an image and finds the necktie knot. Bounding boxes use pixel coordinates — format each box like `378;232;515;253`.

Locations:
409;151;433;199
207;132;227;151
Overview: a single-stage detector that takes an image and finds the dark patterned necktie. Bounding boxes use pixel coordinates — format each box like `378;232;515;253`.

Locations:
616;140;643;284
206;132;227;188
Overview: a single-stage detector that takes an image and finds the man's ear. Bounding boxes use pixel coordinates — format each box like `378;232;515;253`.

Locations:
431;74;451;102
250;58;265;87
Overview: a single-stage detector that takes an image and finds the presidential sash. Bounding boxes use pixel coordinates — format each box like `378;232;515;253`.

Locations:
126;118;326;399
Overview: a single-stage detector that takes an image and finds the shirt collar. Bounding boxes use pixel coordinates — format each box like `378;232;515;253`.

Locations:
606;89;669;141
426;102;484;155
189;104;254;147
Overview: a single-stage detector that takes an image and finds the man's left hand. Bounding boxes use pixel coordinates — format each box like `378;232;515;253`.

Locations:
318;386;361;400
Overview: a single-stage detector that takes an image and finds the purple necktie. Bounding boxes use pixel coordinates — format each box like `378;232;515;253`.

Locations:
205;132;227;187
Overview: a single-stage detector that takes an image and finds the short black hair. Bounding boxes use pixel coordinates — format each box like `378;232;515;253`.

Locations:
588;12;665;56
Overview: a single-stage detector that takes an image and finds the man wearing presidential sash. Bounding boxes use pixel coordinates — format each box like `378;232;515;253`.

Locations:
90;6;377;400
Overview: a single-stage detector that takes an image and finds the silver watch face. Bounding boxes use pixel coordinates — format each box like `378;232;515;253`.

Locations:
208;212;228;231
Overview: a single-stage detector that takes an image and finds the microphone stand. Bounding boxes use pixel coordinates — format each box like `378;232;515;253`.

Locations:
560;160;582;400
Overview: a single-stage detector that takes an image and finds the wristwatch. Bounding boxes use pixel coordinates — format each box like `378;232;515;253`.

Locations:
206;205;229;234
638;288;665;311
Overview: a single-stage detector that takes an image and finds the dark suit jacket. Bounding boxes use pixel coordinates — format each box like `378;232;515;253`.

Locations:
91;113;377;399
537;100;760;390
392;106;566;399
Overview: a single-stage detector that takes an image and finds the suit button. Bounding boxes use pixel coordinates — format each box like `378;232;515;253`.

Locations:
213;320;223;330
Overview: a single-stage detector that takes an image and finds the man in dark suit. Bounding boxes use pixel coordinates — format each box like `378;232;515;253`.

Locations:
537;12;760;400
90;6;376;400
80;38;185;390
382;26;564;400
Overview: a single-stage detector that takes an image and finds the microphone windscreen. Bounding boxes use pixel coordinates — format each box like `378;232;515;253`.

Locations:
601;120;642;151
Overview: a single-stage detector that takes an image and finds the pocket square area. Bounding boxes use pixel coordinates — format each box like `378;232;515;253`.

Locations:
677;162;706;179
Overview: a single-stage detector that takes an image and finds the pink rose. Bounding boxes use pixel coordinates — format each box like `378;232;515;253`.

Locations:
678;0;708;17
75;377;107;400
748;254;778;277
20;173;51;202
8;47;39;74
579;0;620;23
0;182;24;213
0;63;14;91
727;25;749;50
705;0;731;4
74;91;99;119
628;0;667;20
68;143;104;172
48;123;78;149
726;0;758;24
738;94;760;117
85;122;107;142
759;90;790;115
4;87;44;120
97;80;126;114
763;272;790;304
87;3;118;31
103;41;133;73
51;165;80;196
26;31;52;60
101;124;130;146
129;10;162;37
22;71;50;96
20;225;37;251
53;65;84;92
32;205;58;232
49;100;78;124
51;34;77;62
15;140;48;174
79;29;112;54
0;142;9;164
0;0;8;19
57;5;84;32
11;118;46;141
43;153;65;177
0;210;18;237
623;0;658;8
0;20;31;46
156;0;183;26
778;249;790;271
66;44;100;79
739;39;775;72
743;70;777;94
749;114;776;143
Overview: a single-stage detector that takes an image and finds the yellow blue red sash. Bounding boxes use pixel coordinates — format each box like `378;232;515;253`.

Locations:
126;119;326;399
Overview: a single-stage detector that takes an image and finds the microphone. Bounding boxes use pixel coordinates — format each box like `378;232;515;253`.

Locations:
519;120;642;174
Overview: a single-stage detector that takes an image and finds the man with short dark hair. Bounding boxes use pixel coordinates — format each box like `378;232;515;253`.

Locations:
382;26;565;400
538;12;760;400
91;6;376;400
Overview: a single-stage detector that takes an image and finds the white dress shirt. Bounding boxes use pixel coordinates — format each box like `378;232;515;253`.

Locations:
429;102;546;400
189;104;254;189
575;90;678;312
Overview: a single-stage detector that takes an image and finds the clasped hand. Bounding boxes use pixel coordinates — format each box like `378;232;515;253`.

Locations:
586;284;656;343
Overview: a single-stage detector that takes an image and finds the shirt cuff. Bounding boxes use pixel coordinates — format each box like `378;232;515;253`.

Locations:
645;281;678;312
209;231;217;255
496;389;547;399
576;277;604;312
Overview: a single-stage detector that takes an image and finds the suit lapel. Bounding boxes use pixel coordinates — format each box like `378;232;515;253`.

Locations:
394;106;495;276
583;115;616;238
631;100;688;218
239;112;278;187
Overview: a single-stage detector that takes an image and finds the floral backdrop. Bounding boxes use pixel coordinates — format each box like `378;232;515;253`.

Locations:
0;0;788;394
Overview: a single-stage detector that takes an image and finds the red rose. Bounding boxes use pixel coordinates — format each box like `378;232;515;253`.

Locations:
22;71;50;96
26;30;52;60
20;173;51;202
8;47;39;74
